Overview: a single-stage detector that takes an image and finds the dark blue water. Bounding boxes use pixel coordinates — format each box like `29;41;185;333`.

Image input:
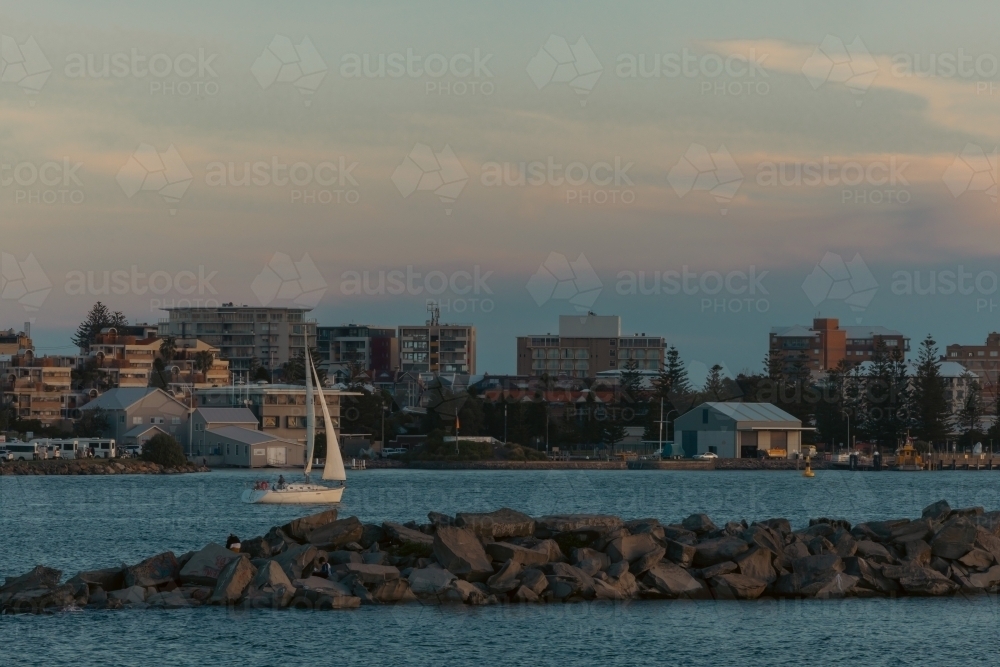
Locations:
3;469;1000;666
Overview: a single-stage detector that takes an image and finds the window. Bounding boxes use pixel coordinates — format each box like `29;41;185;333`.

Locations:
287;416;306;428
708;446;718;454
263;416;277;428
172;417;181;425
702;409;709;424
133;417;143;425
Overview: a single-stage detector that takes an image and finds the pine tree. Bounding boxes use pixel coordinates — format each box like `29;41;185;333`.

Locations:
71;302;128;351
703;364;726;401
911;335;950;448
959;374;985;445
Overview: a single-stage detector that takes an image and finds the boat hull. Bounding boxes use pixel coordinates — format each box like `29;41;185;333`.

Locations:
241;484;344;505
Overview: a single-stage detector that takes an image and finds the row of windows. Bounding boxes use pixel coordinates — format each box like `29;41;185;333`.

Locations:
128;415;181;425
618;349;660;360
531;348;590;360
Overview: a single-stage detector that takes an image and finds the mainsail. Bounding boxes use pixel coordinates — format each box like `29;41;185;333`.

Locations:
311;359;347;482
303;352;315;476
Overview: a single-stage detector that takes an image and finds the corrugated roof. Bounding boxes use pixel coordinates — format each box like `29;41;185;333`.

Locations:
122;424;168;438
208;425;296;446
80;388;162;411
704;402;800;424
195;407;258;424
843;326;904;338
770;326;818;337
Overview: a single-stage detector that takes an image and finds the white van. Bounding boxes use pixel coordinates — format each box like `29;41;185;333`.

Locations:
78;438;116;458
7;442;40;460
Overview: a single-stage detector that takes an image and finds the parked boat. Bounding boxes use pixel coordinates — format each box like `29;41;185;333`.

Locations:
895;439;925;471
241;352;346;504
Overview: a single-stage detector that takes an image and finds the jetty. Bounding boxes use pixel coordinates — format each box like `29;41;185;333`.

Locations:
3;500;999;613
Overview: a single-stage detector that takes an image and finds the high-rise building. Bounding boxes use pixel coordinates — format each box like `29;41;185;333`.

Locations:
159;304;316;372
317;325;399;376
398;305;475;375
769;318;909;374
516;314;665;378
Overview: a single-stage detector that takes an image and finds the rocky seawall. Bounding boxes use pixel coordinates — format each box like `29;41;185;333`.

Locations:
4;500;1000;613
0;459;209;476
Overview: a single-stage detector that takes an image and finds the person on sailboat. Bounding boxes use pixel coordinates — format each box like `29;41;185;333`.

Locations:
277;474;286;489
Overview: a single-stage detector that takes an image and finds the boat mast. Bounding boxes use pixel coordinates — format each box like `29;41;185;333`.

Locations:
303;351;315;477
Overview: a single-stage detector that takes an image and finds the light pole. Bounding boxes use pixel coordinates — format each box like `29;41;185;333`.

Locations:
656;404;680;457
503;402;508;445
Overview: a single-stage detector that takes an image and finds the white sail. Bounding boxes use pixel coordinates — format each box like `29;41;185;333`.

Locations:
303;352;315;476
311;361;346;482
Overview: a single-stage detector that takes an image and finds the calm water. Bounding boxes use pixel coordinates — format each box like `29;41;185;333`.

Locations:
3;469;1000;666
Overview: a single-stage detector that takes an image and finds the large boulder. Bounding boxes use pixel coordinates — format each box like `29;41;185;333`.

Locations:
283;508;339;542
693;537;750;567
243;560;295;609
485;541;549;567
146;590;193;609
930;517;977;560
546;562;596;600
681;513;717;535
665;539;696;568
742;525;784;557
830;529;858;558
264;526;294;555
606;533;659;564
889;519;933;545
4;584;76;613
536;514;623;535
644;562;703;598
341;563;400;585
455;508;536;539
408;567;456;596
383;522;434;548
179;543;240;585
67;567;124;593
307;517;364;551
958;548;994;570
442;579;490;605
1;566;62;602
433;527;494;582
519;568;548;596
967;564;1000;590
486;559;522;594
975;528;1000;562
711;573;767;600
903;540;932;566
792;554;844;577
239;536;272;560
125;552;179;588
735;546;776;584
572;548;611;572
922;499;952;522
273;544;319;581
973;511;1000;537
209;555;257;605
629;546;666;576
855;540;892;563
844;557;899;594
371;579;417;603
109;585;147;605
897;566;959;596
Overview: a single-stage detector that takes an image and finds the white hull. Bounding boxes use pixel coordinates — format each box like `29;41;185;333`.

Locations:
241;483;344;505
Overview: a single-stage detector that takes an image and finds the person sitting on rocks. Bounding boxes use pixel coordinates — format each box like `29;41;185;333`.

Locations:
317;556;331;579
226;534;241;552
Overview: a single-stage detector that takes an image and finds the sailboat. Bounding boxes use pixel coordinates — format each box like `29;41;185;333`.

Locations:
241;352;346;504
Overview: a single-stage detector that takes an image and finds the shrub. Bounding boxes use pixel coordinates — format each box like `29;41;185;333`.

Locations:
140;433;186;466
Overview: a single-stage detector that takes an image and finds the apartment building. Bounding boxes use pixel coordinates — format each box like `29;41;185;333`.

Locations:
516;314;665;378
0;327;32;354
159;304;316;372
1;351;82;427
398;323;476;374
945;333;1000;408
770;318;909;374
195;383;353;446
317;325;399;378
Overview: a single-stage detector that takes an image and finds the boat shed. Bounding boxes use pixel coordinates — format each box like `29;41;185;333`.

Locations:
673;402;808;459
202;425;305;468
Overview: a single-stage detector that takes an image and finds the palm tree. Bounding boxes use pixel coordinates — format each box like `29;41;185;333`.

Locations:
159;336;177;364
194;350;215;376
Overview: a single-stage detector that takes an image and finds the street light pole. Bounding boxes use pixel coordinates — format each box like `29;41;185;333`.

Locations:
503;402;508;445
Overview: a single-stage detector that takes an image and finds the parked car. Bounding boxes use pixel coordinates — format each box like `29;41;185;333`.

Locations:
0;448;12;461
123;446;142;458
693;452;718;460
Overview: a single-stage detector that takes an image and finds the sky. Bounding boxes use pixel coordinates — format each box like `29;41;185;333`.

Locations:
3;1;1000;384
